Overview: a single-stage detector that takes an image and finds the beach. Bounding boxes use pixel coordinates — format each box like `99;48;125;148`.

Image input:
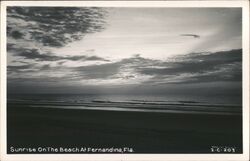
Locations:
7;103;242;153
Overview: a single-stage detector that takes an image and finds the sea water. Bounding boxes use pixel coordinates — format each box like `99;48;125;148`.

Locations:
7;93;242;115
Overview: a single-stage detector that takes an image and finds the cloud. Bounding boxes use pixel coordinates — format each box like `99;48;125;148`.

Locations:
7;64;35;73
10;30;24;39
7;49;242;88
10;47;109;62
14;48;61;61
180;34;200;38
7;7;107;47
70;49;242;83
138;49;242;84
57;54;156;80
7;7;108;67
75;62;122;79
67;55;109;61
8;54;154;81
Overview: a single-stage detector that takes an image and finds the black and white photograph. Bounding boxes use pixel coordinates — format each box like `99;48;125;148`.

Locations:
0;1;249;161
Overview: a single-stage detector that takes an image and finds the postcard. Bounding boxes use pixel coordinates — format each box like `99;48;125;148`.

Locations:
0;1;249;161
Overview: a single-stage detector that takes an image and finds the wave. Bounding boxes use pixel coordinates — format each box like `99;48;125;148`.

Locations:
8;98;242;115
27;104;240;116
91;100;240;108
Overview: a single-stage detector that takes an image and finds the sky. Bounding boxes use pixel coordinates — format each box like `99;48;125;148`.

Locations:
7;7;242;94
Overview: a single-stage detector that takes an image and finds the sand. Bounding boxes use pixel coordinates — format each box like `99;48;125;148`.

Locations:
7;104;242;153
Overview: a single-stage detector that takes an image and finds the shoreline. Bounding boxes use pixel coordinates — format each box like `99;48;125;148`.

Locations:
7;102;242;116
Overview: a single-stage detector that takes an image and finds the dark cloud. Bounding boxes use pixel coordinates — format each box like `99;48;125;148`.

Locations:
65;55;109;61
138;49;242;83
10;30;24;39
11;60;30;64
44;54;153;79
15;48;61;61
7;64;34;72
40;64;51;70
180;34;200;38
75;62;122;79
11;48;109;62
84;56;109;61
7;64;40;77
120;54;158;65
7;7;107;47
182;68;242;83
8;77;63;84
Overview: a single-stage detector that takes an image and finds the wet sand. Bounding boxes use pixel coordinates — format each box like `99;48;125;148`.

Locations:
7;104;242;153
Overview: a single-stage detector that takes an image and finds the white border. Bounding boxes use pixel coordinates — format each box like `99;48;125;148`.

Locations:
0;1;249;161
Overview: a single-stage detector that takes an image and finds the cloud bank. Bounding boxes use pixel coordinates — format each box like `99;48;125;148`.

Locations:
8;49;242;85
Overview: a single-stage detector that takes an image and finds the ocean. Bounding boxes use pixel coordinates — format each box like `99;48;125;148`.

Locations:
7;93;242;115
